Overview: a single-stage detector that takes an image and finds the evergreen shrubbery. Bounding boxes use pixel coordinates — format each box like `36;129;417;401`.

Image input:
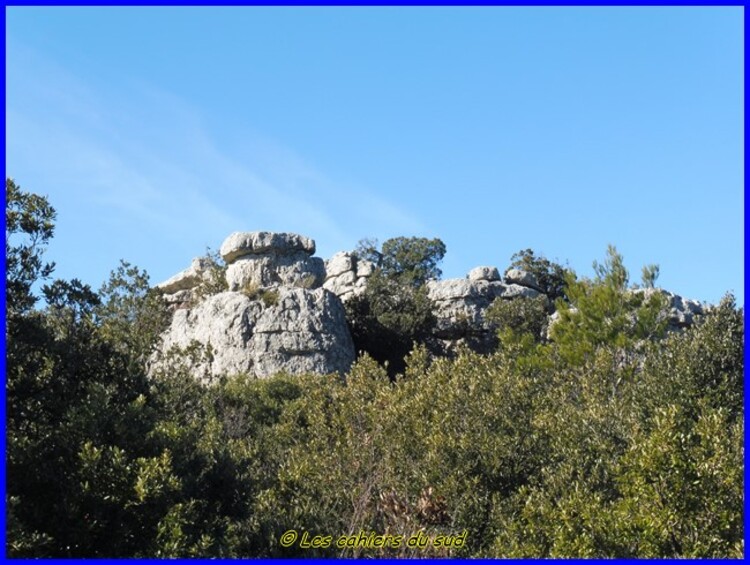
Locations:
6;180;743;557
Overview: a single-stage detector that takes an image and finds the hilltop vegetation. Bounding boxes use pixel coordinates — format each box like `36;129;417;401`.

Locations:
6;179;744;557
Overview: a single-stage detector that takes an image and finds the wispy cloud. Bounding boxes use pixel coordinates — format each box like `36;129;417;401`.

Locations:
6;37;428;284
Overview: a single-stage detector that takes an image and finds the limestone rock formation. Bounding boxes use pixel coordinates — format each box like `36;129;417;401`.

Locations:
226;254;325;292
323;251;374;302
157;288;354;382
468;266;501;282
221;231;325;292
427;267;545;354
155;256;214;308
632;287;705;329
220;231;316;262
154;231;354;382
504;268;542;291
155;231;709;381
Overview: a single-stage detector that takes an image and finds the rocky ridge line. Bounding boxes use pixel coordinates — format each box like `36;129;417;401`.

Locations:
155;231;706;382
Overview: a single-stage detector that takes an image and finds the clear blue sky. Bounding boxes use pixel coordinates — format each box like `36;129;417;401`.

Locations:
6;7;744;306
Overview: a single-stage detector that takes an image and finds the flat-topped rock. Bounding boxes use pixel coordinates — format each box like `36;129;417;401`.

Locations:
468;266;501;282
504;268;542;291
220;231;316;263
156;256;213;294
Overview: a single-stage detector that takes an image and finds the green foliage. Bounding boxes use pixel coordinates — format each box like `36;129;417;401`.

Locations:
355;236;446;287
191;248;228;302
507;248;568;302
613;403;743;557
239;281;279;307
347;236;445;376
346;273;436;376
641;263;660;288
239;281;261;299
550;245;669;364
485;294;549;345
293;273;318;289
6;178;57;316
6;182;743;558
96;260;172;368
259;288;279;307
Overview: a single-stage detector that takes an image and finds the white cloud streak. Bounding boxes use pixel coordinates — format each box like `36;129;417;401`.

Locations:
6;38;428;284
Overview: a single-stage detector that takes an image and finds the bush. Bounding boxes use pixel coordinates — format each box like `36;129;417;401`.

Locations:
7;180;742;558
346;236;445;376
485;294;549;344
506;248;569;302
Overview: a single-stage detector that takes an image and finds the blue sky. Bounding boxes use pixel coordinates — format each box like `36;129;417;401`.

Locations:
6;7;744;305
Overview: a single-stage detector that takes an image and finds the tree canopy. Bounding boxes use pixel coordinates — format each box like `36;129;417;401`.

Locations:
6;180;743;558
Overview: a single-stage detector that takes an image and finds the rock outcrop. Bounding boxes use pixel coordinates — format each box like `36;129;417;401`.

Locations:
157;287;354;382
322;251;374;302
632;287;705;329
155;231;709;382
154;232;354;382
221;231;325;292
504;268;542;291
155;256;214;309
427;268;544;354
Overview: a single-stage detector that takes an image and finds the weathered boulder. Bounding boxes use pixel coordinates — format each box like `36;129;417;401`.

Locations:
220;231;315;263
156;256;213;293
504;268;542;291
631;287;705;329
226;253;325;291
427;270;546;355
219;231;325;291
468;266;501;282
500;283;542;300
323;251;374;302
156;256;215;308
156;288;354;382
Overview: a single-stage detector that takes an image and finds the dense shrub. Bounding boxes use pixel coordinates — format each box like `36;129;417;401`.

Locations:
6;181;743;557
346;236;445;376
506;248;569;302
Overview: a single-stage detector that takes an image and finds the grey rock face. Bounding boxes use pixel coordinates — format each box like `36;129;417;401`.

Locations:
631;287;705;329
219;231;324;291
504;268;542;291
427;279;501;339
156;231;710;382
220;231;316;263
500;283;542;300
323;251;374;302
427;267;548;355
156;256;215;308
156;256;213;294
162;289;195;310
468;266;501;282
226;253;325;291
156;288;354;382
156;231;355;382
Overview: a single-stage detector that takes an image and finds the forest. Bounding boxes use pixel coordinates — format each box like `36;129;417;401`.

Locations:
5;178;744;558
